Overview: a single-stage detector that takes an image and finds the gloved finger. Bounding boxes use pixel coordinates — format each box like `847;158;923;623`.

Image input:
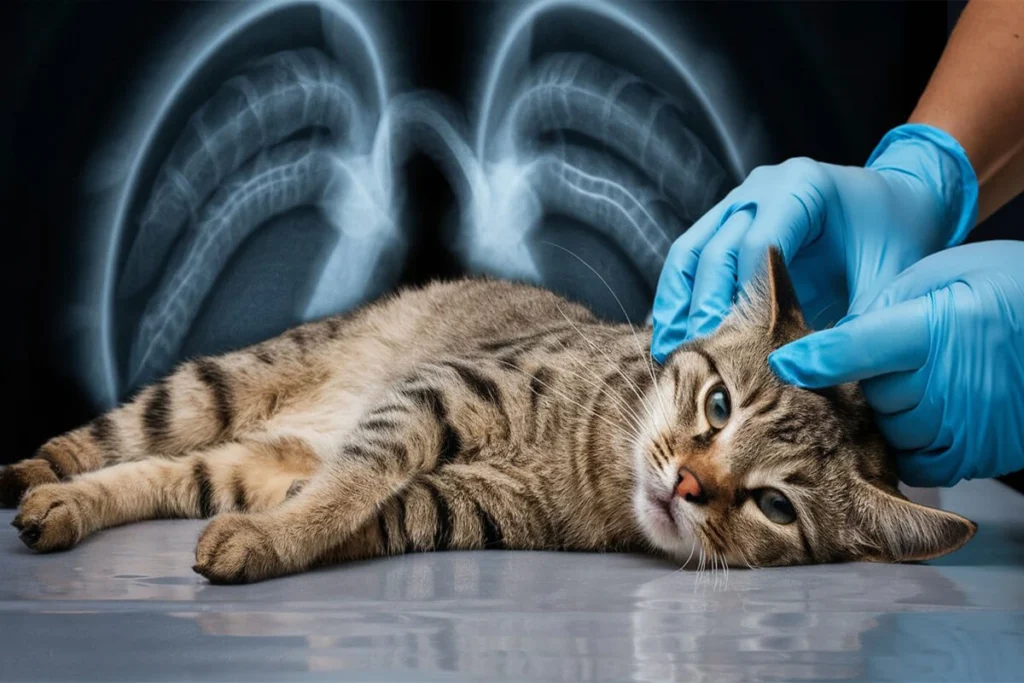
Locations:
734;190;824;292
894;447;962;489
683;208;757;341
858;244;976;314
839;178;930;316
860;367;928;415
874;395;944;452
651;194;738;361
847;247;916;317
768;296;932;388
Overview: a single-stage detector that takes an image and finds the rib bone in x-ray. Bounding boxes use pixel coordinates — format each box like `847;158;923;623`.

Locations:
72;0;766;407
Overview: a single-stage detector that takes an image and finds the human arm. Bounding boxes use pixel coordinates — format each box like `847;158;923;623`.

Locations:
909;0;1024;222
651;0;1024;362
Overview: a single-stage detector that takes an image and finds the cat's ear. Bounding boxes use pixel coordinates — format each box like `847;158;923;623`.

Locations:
763;246;807;343
850;482;977;562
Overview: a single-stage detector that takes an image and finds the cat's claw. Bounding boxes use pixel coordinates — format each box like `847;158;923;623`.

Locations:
193;514;285;584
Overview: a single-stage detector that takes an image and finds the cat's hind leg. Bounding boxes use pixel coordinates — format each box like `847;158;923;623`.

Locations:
1;333;330;507
11;437;319;552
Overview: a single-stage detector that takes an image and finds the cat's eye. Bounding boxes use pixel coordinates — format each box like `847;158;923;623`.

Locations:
703;385;731;429
753;489;796;525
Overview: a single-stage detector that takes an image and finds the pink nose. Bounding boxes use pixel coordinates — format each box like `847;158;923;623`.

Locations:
676;467;705;503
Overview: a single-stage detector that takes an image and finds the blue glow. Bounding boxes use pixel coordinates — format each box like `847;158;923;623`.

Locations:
72;0;765;406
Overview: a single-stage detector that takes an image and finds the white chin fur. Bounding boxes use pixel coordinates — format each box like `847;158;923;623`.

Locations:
632;487;700;565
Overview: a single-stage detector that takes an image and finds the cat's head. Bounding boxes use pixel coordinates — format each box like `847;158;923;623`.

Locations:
635;247;976;567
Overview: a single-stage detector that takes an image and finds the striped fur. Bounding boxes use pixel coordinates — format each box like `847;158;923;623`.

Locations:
4;257;977;583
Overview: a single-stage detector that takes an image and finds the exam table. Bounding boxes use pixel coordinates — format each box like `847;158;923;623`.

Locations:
1;480;1022;682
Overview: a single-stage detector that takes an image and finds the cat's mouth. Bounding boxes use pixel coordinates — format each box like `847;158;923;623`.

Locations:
657;495;676;523
645;488;684;535
634;477;705;563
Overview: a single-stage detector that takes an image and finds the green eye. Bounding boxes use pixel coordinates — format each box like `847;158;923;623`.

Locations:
703;385;731;429
754;488;796;525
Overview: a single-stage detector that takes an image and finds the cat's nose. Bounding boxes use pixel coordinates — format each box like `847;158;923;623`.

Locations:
676;466;708;504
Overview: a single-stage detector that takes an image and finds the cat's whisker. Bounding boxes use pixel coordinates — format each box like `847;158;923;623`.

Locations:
479;348;647;444
683;534;698;570
693;527;730;591
550;347;649;435
549;319;666;463
552;344;655;445
492;358;643;444
693;547;704;590
734;543;758;572
563;358;650;439
541;241;673;429
566;351;651;428
551;303;659;428
808;299;845;329
544;359;646;436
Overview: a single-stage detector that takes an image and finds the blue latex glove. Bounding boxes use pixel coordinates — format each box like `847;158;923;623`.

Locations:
651;124;978;363
770;241;1024;487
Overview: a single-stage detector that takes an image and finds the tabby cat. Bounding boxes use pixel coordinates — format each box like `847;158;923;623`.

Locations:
3;249;975;583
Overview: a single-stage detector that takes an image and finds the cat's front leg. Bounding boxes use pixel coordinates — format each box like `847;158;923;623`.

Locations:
327;462;564;562
192;451;412;583
191;459;565;583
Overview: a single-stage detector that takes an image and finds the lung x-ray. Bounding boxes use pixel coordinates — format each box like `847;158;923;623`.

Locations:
73;0;767;407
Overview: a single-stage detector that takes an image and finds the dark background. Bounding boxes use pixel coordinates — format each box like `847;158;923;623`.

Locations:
1;1;1021;490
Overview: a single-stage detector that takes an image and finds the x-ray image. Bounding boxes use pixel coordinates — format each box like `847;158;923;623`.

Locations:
3;0;947;457
75;0;766;408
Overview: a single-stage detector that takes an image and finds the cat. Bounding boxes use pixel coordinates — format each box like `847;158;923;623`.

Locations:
2;248;975;583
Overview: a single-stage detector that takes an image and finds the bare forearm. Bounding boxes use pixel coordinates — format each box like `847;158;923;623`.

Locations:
909;0;1024;222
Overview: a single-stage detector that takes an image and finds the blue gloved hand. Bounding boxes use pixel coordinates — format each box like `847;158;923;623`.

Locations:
769;240;1024;487
651;123;978;363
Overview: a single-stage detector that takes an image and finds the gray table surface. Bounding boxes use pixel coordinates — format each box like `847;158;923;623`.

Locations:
0;480;1022;682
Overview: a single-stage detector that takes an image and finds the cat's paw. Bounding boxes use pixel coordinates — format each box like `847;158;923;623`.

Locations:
11;484;85;552
193;514;284;584
0;459;60;508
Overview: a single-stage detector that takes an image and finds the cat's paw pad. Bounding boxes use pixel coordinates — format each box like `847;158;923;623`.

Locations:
193;514;284;584
11;485;84;551
0;459;60;508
